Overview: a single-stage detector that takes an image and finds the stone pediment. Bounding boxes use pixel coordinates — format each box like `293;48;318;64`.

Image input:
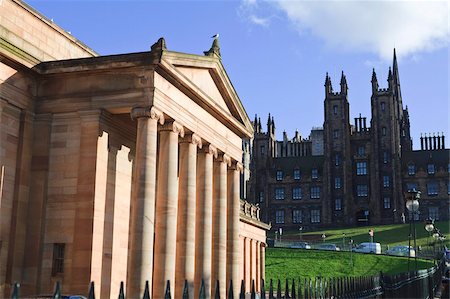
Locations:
158;50;253;138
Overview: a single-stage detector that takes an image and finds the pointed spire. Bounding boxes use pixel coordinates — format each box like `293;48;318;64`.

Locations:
271;116;275;134
325;72;333;95
371;68;379;93
340;70;347;86
204;36;221;58
371;68;378;83
393;48;398;76
340;70;347;95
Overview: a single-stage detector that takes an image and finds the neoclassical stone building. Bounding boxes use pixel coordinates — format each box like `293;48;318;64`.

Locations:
0;0;268;298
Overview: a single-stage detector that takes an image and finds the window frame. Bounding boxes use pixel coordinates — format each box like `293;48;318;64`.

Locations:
275;187;285;200
335;198;342;211
293;169;301;180
383;197;391;209
356;162;367;175
52;243;65;276
311;209;321;223
292;187;302;200
427;164;435;175
356;184;368;197
310;186;321;199
292;209;303;224
311;168;318;179
276;170;283;181
275;210;285;224
383;175;390;188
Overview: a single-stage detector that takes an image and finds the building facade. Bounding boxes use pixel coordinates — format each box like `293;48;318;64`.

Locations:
0;1;268;298
248;51;449;231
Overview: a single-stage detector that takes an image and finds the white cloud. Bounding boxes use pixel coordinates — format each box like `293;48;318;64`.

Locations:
270;0;449;60
248;14;270;26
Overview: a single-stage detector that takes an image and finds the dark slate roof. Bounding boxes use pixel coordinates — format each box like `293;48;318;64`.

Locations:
402;149;450;167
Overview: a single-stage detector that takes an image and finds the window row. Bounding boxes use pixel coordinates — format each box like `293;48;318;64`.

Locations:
275;209;321;224
407;163;450;176
406;182;450;196
275;169;319;181
274;186;321;200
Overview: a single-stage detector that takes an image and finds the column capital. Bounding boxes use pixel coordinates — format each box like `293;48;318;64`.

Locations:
180;133;202;148
216;153;231;167
200;144;218;158
131;106;165;125
159;120;185;137
229;161;244;173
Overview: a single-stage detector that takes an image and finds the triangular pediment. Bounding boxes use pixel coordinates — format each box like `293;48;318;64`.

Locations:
176;66;230;114
157;51;253;138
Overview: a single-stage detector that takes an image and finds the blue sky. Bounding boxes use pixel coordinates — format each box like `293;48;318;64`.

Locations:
28;0;449;150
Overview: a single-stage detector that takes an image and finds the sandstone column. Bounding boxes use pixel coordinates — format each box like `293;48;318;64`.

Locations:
255;241;260;291
175;133;202;299
226;161;243;297
212;153;230;298
153;121;184;298
194;144;217;298
260;243;266;281
127;107;164;298
245;237;251;291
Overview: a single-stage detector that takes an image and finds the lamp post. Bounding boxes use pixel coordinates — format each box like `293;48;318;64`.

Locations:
405;188;420;271
424;218;434;250
342;233;346;251
322;234;326;243
299;226;303;241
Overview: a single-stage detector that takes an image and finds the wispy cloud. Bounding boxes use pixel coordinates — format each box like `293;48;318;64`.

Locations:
238;0;273;27
247;0;449;60
248;14;270;26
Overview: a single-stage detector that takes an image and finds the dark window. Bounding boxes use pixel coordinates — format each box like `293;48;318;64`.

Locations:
334;177;342;189
260;145;265;156
448;184;450;195
310;186;320;199
383;151;389;164
292;187;302;200
357;185;368;197
382;127;387;136
293;169;301;180
427;164;435;175
292;209;302;224
383;197;391;209
311;209;321;223
311;169;318;179
259;191;264;202
333;129;339;139
275;188;285;200
406;183;418;192
357;146;365;156
333;105;338;115
335;198;342;211
356;162;367;175
408;164;416;176
427;182;438;196
428;207;439;220
381;102;385;111
276;170;283;181
275;210;285;224
383;176;390;187
335;154;341;166
52;243;65;276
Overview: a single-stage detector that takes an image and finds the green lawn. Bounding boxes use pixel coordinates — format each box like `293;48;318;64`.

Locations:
272;221;449;249
265;248;435;283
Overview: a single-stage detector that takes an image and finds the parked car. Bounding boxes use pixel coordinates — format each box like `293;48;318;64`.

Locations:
353;242;382;254
386;245;416;257
317;243;340;251
290;242;311;249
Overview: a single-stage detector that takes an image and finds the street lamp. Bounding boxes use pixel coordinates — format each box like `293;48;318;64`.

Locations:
424;218;434;249
342;233;346;250
405;188;420;271
299;226;303;241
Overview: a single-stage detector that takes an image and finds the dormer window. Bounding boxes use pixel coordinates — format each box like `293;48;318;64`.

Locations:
427;164;435;175
408;164;416;176
311;169;318;179
276;170;283;181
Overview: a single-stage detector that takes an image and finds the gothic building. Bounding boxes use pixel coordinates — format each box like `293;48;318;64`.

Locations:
247;50;449;231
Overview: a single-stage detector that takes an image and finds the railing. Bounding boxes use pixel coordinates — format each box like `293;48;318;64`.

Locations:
8;258;445;298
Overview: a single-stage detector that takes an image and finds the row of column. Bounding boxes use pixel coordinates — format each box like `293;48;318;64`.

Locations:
127;106;242;298
243;238;265;292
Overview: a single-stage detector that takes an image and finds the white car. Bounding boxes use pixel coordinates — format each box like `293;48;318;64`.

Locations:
317;243;340;251
353;242;382;254
289;242;311;249
386;245;416;257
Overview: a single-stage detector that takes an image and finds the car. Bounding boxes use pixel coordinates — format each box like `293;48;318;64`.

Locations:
353;242;382;254
317;243;340;251
290;242;311;249
386;245;416;257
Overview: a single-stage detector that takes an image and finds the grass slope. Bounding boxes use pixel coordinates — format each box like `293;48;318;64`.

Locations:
266;248;435;283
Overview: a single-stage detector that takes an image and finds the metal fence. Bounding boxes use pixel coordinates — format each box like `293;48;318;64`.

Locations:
8;258;445;299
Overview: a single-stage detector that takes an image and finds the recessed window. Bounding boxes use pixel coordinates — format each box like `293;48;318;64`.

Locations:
335;154;341;166
335;198;342;211
275;210;285;224
357;146;365;156
383;151;389;164
333;105;338;115
382;127;387;136
260;145;265;156
293;169;301;180
447;184;450;195
428;207;439;220
311;209;321;223
334;177;342;189
333;129;339;139
383;197;391;209
381;102;385;111
276;170;283;181
52;243;65;276
427;182;438;196
311;169;318;179
292;187;302;200
408;164;416;176
427;164;435;175
406;183;417;192
356;185;368;197
383;176;390;188
310;186;320;199
356;162;367;175
275;188;285;200
292;209;302;224
259;191;265;202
